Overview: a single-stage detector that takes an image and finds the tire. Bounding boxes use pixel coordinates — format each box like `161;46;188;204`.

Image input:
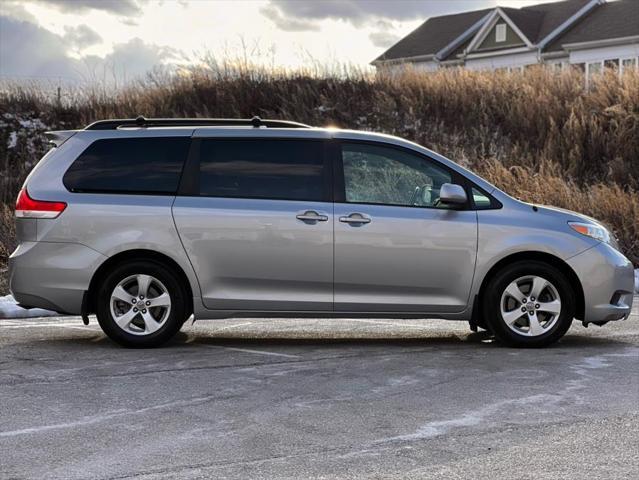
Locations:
482;260;575;347
96;260;189;348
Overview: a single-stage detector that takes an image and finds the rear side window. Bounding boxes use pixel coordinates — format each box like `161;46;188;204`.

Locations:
64;137;190;194
198;139;326;201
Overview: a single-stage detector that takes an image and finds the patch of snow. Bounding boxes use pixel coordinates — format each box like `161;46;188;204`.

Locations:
635;269;638;293
0;295;58;319
18;118;47;130
7;131;17;149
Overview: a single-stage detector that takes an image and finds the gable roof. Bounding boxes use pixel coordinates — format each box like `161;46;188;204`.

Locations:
465;0;593;54
373;8;492;62
499;7;544;44
373;0;597;64
546;0;639;51
515;0;592;43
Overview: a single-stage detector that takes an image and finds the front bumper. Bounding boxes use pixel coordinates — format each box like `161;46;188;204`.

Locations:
9;241;107;314
567;242;634;323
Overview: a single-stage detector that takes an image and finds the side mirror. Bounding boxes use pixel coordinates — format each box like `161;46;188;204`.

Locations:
439;183;467;205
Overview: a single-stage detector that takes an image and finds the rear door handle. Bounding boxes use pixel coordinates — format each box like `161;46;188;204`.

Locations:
339;213;371;225
296;210;329;222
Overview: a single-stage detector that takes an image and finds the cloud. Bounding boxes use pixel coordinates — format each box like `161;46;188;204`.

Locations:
83;38;181;81
63;24;102;50
264;0;502;27
0;15;179;83
369;30;401;49
32;0;144;16
260;5;320;32
367;19;402;49
0;15;82;80
0;1;38;22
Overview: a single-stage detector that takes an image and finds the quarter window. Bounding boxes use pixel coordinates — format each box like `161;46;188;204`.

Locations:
341;143;453;208
64;137;190;194
472;187;492;209
198;139;325;201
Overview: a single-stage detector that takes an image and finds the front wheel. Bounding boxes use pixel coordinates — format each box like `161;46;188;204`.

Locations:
483;261;575;347
96;260;189;348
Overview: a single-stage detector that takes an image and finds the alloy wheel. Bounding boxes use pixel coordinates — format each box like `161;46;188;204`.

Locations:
499;275;562;337
109;274;172;335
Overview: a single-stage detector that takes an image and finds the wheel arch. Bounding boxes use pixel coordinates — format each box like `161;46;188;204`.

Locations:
476;251;585;320
86;249;194;316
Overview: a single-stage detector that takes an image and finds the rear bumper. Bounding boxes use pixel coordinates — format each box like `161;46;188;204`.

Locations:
9;241;107;314
567;242;634;323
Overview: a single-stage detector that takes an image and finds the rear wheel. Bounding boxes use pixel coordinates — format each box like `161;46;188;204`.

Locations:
483;261;575;347
96;260;188;347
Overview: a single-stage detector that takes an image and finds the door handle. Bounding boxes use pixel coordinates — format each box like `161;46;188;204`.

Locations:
296;210;329;222
339;213;371;225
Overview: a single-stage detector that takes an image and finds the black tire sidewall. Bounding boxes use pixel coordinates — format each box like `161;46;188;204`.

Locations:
484;261;575;347
96;260;187;348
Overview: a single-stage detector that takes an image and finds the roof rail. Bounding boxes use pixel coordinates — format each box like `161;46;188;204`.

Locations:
84;115;311;130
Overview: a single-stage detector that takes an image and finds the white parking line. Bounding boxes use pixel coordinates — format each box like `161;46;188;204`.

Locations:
210;321;254;332
200;344;299;359
342;318;440;329
0;323;98;330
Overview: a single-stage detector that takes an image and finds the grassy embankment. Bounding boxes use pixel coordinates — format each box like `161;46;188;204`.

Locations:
1;66;637;293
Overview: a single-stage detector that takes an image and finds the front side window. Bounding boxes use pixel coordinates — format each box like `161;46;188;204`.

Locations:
64;137;190;194
341;143;453;208
199;139;325;201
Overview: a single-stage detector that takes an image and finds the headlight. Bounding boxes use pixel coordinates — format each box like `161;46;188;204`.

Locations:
568;221;611;244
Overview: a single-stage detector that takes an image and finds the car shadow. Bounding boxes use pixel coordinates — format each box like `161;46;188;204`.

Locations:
165;329;632;350
7;322;632;351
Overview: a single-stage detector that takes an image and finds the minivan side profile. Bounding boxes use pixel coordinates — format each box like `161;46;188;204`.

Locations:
9;117;635;347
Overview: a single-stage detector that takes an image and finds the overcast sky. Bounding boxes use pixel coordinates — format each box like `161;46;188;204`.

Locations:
0;0;564;83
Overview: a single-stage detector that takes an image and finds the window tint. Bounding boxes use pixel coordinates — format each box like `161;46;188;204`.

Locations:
199;139;325;201
64;137;190;194
341;143;452;208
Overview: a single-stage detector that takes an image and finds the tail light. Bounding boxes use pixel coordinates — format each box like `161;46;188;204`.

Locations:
15;188;67;219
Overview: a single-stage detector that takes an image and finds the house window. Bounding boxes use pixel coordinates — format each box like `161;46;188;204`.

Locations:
587;61;603;76
621;57;638;74
495;23;507;43
604;59;619;70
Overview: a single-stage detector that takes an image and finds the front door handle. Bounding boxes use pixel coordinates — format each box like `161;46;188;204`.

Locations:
296;210;329;222
339;213;371;225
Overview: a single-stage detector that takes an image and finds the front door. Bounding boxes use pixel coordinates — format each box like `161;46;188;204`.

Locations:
173;137;333;311
333;141;477;313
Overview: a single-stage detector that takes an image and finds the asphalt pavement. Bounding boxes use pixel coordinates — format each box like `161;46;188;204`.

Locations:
1;299;638;479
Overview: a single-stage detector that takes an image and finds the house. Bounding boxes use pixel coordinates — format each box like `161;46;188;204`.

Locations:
372;0;639;80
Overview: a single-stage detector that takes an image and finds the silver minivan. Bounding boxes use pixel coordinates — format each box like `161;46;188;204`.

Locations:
9;117;634;347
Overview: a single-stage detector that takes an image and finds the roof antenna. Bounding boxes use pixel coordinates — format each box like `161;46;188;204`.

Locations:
251;115;262;128
135;115;147;127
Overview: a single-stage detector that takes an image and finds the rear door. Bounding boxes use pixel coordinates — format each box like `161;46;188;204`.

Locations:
333;141;478;313
172;133;333;311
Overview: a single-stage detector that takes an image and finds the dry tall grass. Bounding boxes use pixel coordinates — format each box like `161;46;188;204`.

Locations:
0;204;15;295
0;66;637;291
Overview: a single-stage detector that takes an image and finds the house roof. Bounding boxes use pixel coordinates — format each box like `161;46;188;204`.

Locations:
373;8;492;62
373;0;628;64
511;0;592;43
546;0;639;51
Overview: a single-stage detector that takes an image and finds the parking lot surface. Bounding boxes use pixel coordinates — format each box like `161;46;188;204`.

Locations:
1;299;638;479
